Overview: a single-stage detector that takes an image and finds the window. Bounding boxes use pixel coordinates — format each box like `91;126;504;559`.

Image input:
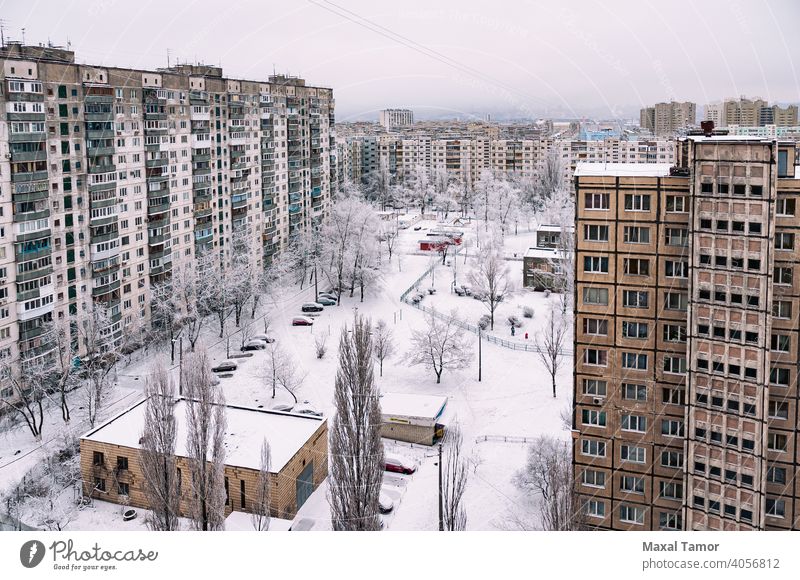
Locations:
582;409;606;427
621;321;648;339
664;260;687;278
663;324;686;343
584;256;609;273
584;192;609;210
584;224;609;242
584;348;607;366
768;400;789;420
775;232;794;250
771;334;790;352
583;379;607;396
624;194;650;211
224;477;230;505
663;356;687;374
665;292;687;311
776;198;795;216
767;432;787;452
766;498;785;518
665;228;688;247
659;482;683;500
621;414;646;433
770;367;790;386
622;290;648;308
116;456;129;471
118;482;130;496
240;480;246;510
584;500;605;518
622;383;647;401
661;419;684;437
620;444;646;463
772;300;792;319
620;476;645;494
583;318;608;336
94;477;106;492
659;512;682;530
661;451;683;469
666;195;687;213
582;470;606;488
583;287;609;305
774;266;793;285
93;451;105;466
621;352;647;370
619;504;644;525
662;388;685;405
623;258;649;276
767;466;787;485
701;182;713;193
581;439;606;457
623;226;650;244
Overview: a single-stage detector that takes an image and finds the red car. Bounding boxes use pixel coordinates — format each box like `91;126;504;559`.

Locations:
384;453;416;475
292;316;314;326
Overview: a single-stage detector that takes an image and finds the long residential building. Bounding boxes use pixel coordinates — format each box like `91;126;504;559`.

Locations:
705;97;798;128
0;43;335;389
640;101;697;136
338;133;675;191
573;133;800;530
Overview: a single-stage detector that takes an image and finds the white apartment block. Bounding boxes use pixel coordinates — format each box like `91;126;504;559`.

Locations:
379;109;414;130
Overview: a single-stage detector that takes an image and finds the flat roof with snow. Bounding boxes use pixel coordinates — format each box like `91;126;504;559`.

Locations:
224;511;293;531
380;393;447;422
82;398;325;472
574;162;672;177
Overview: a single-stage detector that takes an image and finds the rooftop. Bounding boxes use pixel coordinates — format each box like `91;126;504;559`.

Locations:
82;397;325;472
380;393;447;420
574;162;672;177
525;247;572;259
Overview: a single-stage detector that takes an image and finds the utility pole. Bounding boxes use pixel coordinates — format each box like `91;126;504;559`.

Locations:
478;327;482;382
438;442;443;531
178;336;184;396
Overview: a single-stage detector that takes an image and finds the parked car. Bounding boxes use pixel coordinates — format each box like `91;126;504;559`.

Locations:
211;360;238;373
319;292;338;300
379;492;394;514
292;316;314;326
250;333;276;343
413;225;422;231
317;296;337;306
241;339;268;351
271;403;294;412
293;400;323;417
301;302;324;313
454;286;466;296
384;453;416;475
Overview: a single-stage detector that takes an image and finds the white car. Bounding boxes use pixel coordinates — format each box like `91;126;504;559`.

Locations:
241;339;268;351
378;492;394;514
293;400;323;417
250;333;276;343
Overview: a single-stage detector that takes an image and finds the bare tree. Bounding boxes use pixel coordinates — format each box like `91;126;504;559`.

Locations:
441;422;468;531
183;348;227;531
514;436;584;531
467;237;512;331
535;302;569;398
328;314;384;531
251;438;272;531
372;319;395;377
406;310;473;384
379;220;399;262
139;361;180;531
79;302;120;428
227;225;256;328
46;318;79;423
314;335;328;359
260;342;305;402
0;352;48;439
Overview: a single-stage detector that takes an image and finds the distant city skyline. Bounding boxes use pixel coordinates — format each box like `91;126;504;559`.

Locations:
2;0;799;121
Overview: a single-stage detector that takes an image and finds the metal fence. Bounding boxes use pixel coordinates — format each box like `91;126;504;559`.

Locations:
474;434;538;444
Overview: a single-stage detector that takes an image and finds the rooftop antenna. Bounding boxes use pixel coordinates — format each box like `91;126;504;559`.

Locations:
0;19;5;47
167;48;170;67
21;27;25;45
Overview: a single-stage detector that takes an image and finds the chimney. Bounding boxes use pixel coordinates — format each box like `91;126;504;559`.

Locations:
700;120;714;136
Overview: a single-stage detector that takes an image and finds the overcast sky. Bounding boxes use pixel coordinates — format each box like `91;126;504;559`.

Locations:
2;0;799;120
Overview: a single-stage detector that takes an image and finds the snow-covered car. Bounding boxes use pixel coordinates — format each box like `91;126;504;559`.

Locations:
317;296;337;306
211;360;238;372
293;400;323;417
271;403;294;412
241;339;268;351
413;225;422;231
249;333;276;343
319;292;338;301
301;302;324;313
292;316;314;326
384;453;416;475
378;492;394;514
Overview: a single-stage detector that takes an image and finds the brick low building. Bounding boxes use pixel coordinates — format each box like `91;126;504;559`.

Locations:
380;393;447;445
80;398;328;520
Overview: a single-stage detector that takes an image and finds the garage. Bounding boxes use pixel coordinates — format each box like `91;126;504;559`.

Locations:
379;393;448;446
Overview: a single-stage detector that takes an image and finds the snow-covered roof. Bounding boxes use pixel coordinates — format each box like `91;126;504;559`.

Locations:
380;393;447;421
684;135;770;142
574;162;671;177
536;224;563;233
82;398;325;472
224;511;292;531
524;247;572;259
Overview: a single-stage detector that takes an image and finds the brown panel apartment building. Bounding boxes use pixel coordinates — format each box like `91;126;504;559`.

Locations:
573;134;800;531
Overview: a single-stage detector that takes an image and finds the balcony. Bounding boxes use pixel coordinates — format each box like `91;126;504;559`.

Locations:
92;279;121;298
194;207;212;219
11;170;49;183
289;203;302;214
311;186;322;198
145;157;168;168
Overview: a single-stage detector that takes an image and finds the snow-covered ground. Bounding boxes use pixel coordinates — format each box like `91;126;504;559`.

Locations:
0;214;572;531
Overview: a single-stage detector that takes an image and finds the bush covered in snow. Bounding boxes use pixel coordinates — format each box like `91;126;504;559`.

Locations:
522;306;534;318
478;315;491;330
508;315;523;328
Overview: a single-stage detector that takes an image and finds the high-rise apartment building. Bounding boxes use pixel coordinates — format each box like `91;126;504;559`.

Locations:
0;43;335;385
573;133;800;530
640;101;697;135
704;97;798;128
379;109;414;130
